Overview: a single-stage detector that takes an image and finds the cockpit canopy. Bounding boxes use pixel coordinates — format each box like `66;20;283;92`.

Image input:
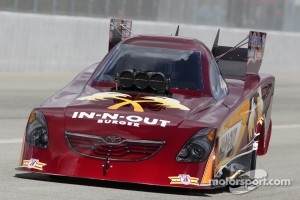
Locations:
94;44;204;91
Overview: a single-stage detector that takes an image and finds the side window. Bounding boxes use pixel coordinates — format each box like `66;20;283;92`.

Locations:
210;59;228;100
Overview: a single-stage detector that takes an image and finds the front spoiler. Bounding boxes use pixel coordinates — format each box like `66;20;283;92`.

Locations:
15;166;214;190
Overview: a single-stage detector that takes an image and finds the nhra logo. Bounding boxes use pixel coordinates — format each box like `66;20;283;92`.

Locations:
77;92;189;112
168;174;200;186
20;158;46;171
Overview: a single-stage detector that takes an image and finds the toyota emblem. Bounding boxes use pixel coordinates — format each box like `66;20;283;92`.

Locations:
105;135;123;143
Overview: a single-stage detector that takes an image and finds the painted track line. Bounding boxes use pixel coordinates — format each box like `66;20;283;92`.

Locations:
0;138;22;144
273;124;300;129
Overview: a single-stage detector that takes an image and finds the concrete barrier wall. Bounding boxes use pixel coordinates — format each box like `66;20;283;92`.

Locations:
1;11;299;72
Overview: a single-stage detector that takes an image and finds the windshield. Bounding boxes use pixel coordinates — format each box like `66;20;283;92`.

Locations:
94;44;203;90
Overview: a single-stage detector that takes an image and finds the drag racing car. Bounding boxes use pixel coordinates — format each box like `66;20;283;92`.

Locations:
17;19;274;189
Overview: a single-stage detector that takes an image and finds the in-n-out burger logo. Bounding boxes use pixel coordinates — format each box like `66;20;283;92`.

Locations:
77;92;190;113
72;112;171;127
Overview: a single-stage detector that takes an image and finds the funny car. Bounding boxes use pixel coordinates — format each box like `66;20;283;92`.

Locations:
17;19;274;189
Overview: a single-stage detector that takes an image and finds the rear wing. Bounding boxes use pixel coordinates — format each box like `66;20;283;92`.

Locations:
109;19;132;51
212;30;267;79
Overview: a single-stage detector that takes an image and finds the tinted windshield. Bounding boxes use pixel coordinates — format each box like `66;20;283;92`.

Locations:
94;44;203;90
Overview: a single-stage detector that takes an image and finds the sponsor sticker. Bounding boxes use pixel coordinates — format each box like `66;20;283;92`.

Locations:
21;158;46;171
77;92;189;112
168;174;200;186
219;121;242;161
72;112;171;127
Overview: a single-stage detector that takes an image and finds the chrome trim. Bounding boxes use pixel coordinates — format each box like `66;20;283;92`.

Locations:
65;131;165;162
65;132;165;145
227;169;245;181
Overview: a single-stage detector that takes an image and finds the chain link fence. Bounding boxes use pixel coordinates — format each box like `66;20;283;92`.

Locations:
1;0;300;32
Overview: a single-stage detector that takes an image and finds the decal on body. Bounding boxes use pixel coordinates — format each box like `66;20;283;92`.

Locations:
216;87;265;172
216;100;250;169
20;158;46;171
77;92;190;112
72;112;170;127
168;174;200;186
248;87;264;140
219;121;242;161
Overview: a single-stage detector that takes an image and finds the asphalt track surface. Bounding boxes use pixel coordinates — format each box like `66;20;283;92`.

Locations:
0;72;299;200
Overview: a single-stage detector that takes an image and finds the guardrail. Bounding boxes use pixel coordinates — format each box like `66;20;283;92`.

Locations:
1;12;299;72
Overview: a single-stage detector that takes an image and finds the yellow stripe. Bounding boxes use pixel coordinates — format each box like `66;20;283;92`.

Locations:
201;147;215;184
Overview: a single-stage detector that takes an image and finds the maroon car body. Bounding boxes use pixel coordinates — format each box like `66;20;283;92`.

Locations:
17;29;274;189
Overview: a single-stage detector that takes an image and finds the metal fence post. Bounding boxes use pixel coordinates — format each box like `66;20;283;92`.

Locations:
33;0;38;13
13;0;19;11
52;0;57;15
88;0;94;17
104;0;110;16
70;0;75;15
